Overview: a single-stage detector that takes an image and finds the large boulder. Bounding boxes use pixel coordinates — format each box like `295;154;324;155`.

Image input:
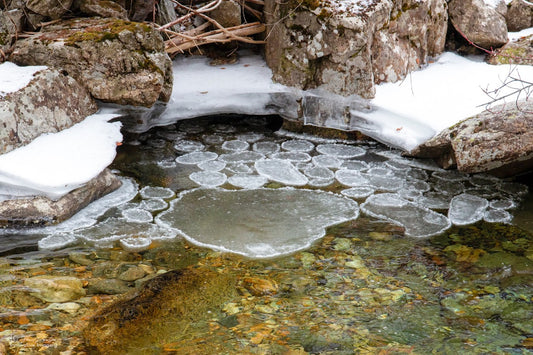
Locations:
0;169;121;227
9;17;173;107
409;100;533;177
264;0;447;98
488;34;533;65
0;63;97;154
0;9;24;60
506;0;533;32
448;0;508;49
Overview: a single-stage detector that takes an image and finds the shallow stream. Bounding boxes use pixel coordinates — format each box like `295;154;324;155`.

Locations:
1;115;533;353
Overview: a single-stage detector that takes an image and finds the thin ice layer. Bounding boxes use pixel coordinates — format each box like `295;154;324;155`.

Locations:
0;113;122;200
255;159;308;186
448;193;489;225
361;193;451;238
156;188;359;258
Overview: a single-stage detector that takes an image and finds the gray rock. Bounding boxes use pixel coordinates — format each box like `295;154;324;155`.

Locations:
24;276;85;303
448;0;508;49
506;0;533;32
74;0;129;19
69;252;95;266
0;9;24;60
409;100;533;177
210;0;241;28
0;66;97;154
265;0;447;98
9;17;173;107
0;169;122;227
118;265;147;281
26;0;74;19
87;278;131;295
488;34;533;65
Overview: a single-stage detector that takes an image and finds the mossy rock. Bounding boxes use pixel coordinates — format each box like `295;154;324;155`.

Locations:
82;265;237;354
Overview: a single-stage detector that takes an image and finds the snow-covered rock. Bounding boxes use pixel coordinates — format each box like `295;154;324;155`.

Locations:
0;113;123;200
0;62;97;154
0;169;121;227
409;99;533;177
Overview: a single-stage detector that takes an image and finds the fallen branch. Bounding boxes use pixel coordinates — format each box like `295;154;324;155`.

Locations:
165;22;265;54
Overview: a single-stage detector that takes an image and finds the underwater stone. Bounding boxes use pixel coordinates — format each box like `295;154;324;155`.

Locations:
156;188;359;258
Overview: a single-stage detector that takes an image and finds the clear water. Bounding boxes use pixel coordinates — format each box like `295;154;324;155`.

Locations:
2;115;533;353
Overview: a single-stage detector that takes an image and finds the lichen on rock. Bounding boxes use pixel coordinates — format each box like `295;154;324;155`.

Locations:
9;17;173;107
265;0;448;98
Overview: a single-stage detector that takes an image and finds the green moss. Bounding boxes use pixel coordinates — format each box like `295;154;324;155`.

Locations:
491;47;530;65
65;19;152;46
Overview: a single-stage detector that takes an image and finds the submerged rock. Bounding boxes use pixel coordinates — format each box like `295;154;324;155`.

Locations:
409;100;533;177
82;266;237;354
9;17;172;107
0;64;97;154
24;275;85;303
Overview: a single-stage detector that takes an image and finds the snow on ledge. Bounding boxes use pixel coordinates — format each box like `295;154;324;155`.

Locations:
0;62;47;97
0;113;122;200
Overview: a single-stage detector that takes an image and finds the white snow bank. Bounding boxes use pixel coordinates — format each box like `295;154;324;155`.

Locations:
509;27;533;42
159;53;291;124
0;62;47;97
0;113;122;200
359;52;533;150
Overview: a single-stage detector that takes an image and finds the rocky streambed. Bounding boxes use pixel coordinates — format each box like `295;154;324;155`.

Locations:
0;115;532;353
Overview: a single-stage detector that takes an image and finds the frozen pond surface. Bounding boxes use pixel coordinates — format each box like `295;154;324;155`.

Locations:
1;115;530;259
